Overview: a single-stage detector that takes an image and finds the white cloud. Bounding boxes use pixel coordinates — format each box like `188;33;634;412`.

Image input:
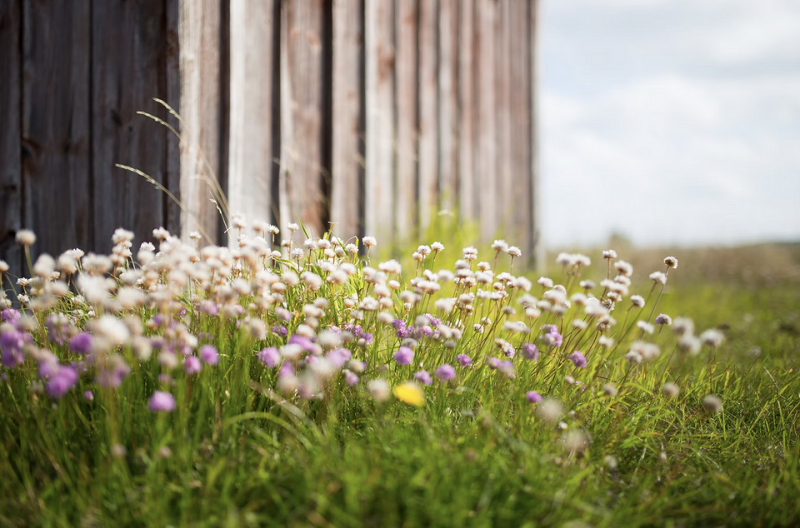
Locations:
540;0;800;248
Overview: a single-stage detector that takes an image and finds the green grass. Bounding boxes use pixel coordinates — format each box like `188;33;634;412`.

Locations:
1;239;799;527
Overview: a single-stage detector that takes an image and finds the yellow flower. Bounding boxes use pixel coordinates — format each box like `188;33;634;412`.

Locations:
393;382;425;407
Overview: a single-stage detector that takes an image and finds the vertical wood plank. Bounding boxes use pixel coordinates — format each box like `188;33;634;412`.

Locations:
0;0;22;278
92;0;168;253
228;0;275;245
279;0;325;238
179;0;222;243
474;0;496;242
437;0;458;214
457;0;475;222
509;0;532;257
417;0;438;229
364;0;395;243
494;0;512;239
394;0;417;240
21;0;91;260
330;0;363;240
530;0;543;268
165;0;182;236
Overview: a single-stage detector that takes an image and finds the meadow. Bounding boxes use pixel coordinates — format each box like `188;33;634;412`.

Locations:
0;221;798;527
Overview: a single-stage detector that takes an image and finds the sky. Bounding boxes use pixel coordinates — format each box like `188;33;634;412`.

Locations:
539;0;800;248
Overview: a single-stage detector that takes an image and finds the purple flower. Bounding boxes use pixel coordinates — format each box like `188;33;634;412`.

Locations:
1;308;20;324
279;362;295;377
425;314;442;328
69;333;94;355
257;347;281;368
84;390;94;401
38;353;61;379
521;343;539;361
96;356;131;388
487;357;501;369
148;391;176;412
198;300;218;315
414;370;432;386
0;327;28;368
456;354;473;367
326;348;352;369
497;360;516;379
288;334;316;352
526;390;543;403
271;325;288;338
344;370;360;386
392;319;406;330
199;345;219;366
393;346;414;366
655;313;672;325
45;315;71;346
2;347;23;369
435;364;455;381
569;351;587;368
46;365;78;398
541;324;563;347
184;355;202;375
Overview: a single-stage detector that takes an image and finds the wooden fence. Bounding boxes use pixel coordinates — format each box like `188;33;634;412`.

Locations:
0;0;541;279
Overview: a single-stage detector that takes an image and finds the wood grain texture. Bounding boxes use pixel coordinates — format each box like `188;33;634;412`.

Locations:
457;0;474;222
437;0;458;214
530;0;543;268
417;0;438;229
0;0;22;278
165;0;182;237
509;0;532;257
494;0;512;239
21;0;91;260
179;0;222;243
330;0;363;241
228;0;276;245
394;0;417;241
92;0;169;253
364;0;395;243
474;0;496;242
279;0;325;238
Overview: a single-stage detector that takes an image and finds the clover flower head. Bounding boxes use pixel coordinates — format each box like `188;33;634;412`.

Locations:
435;364;455;381
149;391;176;412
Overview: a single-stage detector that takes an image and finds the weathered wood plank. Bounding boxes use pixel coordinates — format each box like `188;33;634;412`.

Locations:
474;0;496;242
509;0;532;256
530;0;543;268
364;0;395;244
21;0;91;260
179;0;222;243
417;0;438;229
279;0;325;238
330;0;363;241
92;0;168;253
0;0;22;278
228;0;276;244
394;0;417;241
457;0;475;222
494;0;513;239
164;0;182;237
437;0;458;214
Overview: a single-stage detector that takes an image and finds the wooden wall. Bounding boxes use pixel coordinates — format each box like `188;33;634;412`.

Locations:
0;0;541;279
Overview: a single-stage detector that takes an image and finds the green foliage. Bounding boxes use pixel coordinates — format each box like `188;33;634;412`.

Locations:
1;226;799;527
